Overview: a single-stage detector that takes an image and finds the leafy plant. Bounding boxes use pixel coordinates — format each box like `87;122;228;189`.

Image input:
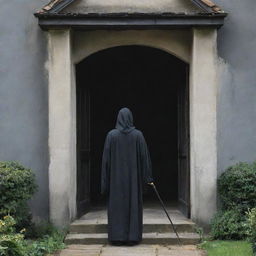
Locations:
0;216;26;256
26;221;59;239
210;161;256;240
194;226;204;242
218;162;256;212
0;216;66;256
210;209;248;240
0;162;66;255
247;208;256;255
25;228;66;256
0;161;37;231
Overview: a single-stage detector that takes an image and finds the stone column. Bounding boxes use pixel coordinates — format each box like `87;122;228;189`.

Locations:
48;30;77;226
190;28;218;227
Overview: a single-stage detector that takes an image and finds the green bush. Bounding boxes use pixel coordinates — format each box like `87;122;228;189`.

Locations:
218;162;256;212
210;161;256;240
25;229;66;256
0;161;37;230
210;209;248;240
211;162;256;239
0;215;66;256
247;208;256;255
0;162;66;255
26;221;58;239
0;216;26;256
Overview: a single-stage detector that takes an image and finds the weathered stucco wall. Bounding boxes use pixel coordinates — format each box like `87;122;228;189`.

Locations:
214;0;256;173
0;0;49;220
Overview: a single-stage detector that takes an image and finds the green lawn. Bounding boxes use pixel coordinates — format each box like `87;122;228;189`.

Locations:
200;240;253;256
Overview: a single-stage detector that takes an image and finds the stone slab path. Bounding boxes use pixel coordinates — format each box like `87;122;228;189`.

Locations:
56;244;206;256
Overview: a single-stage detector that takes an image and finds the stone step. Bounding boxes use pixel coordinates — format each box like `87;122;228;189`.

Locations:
65;232;200;245
69;222;196;234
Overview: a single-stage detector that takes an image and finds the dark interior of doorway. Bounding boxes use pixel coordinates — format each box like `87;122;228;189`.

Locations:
76;45;188;212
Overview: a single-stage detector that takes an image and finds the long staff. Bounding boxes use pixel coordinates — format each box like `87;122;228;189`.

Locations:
148;183;182;246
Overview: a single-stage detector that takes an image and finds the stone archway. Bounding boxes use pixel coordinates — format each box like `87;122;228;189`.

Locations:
48;28;218;227
73;30;191;63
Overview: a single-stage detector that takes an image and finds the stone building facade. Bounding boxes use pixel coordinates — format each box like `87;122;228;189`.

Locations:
0;0;255;227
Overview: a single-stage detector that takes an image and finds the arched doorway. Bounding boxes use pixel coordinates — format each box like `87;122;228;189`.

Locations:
47;29;219;227
76;45;190;218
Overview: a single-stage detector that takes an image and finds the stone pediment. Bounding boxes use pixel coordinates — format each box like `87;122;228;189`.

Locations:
38;0;224;15
35;0;226;30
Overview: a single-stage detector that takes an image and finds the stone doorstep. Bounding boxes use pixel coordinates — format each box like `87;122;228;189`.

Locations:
65;232;200;245
69;223;196;234
67;208;200;247
54;244;206;256
70;222;196;233
69;219;196;234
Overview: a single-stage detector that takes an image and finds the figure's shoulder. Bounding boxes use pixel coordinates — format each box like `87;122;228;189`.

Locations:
107;128;143;137
107;129;119;137
133;130;147;143
133;129;143;137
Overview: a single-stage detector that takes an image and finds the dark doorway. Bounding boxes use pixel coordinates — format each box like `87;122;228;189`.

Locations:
76;46;190;218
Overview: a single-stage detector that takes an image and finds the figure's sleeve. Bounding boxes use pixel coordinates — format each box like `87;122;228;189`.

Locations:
139;132;154;184
101;133;111;195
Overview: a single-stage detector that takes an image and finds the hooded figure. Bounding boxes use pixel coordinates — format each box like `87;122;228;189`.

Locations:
101;107;153;244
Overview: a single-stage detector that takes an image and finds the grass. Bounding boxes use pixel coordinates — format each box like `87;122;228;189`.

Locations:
200;240;253;256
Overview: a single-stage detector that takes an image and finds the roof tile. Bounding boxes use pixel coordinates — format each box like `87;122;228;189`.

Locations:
39;0;62;13
200;0;222;12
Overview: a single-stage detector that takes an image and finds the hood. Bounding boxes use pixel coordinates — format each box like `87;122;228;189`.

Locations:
115;107;135;134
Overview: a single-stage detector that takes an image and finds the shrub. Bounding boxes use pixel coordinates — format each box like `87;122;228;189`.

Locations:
26;221;57;239
0;216;26;256
210;209;248;240
211;162;256;240
0;216;66;256
218;162;256;212
247;208;256;255
0;161;37;230
25;228;66;256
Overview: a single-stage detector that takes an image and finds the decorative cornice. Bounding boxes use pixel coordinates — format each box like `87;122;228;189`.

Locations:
34;12;227;30
36;0;226;15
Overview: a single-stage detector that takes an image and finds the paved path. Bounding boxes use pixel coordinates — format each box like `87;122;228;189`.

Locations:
56;244;206;256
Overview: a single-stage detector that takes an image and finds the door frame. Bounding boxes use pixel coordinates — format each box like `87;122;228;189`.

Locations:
76;77;91;217
178;65;190;218
47;29;218;227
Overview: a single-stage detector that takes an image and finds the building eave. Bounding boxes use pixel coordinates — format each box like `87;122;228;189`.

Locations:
34;12;227;30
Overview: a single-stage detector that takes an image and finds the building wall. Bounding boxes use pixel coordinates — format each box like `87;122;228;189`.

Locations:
0;0;49;220
215;0;256;173
0;0;255;220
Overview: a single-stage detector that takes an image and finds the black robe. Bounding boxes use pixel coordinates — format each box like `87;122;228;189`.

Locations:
101;108;153;243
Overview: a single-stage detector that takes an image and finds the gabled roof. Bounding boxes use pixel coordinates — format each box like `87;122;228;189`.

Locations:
37;0;225;15
34;0;227;30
